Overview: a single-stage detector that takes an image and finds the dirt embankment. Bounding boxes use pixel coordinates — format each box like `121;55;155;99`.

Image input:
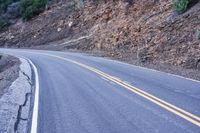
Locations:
69;0;200;70
0;54;20;98
0;0;199;79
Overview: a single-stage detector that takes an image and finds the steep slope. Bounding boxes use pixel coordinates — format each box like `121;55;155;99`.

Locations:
0;0;199;71
77;0;200;70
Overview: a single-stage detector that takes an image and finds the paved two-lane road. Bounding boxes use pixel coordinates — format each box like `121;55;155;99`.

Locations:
1;49;200;133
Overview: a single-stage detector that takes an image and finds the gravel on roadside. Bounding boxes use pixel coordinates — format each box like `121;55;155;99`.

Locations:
67;49;200;81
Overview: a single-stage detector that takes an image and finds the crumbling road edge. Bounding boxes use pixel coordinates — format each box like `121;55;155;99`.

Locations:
0;57;34;133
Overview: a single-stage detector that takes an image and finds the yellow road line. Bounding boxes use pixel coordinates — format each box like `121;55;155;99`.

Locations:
32;52;200;127
90;68;200;122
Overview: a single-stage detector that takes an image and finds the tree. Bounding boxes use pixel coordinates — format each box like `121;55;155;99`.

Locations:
172;0;189;13
0;17;8;30
21;0;48;20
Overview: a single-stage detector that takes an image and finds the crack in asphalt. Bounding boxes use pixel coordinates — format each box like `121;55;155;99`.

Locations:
21;70;32;86
14;92;32;132
14;70;32;132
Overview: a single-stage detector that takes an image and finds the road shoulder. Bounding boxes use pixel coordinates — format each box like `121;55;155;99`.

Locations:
0;57;33;133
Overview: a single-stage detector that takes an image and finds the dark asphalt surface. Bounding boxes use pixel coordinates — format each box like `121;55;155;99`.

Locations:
0;49;200;133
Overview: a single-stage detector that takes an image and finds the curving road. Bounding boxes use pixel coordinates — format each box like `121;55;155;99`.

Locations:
1;49;200;133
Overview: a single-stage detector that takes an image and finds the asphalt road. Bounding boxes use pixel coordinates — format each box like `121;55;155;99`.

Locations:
0;49;200;133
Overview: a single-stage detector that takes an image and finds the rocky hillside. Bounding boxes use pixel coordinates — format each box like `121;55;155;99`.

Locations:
0;0;200;71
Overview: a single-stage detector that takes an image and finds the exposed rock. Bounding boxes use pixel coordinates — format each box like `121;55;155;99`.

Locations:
57;27;62;32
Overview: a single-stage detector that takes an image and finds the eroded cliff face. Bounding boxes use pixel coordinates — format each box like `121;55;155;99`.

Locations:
0;0;200;70
79;0;200;70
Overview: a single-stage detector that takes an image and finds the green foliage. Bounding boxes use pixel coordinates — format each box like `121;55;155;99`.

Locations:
21;0;48;20
197;29;200;40
0;0;16;14
0;17;8;30
172;0;189;13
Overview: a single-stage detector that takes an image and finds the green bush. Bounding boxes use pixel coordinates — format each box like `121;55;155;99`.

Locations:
172;0;189;13
0;17;8;30
0;0;16;13
21;0;47;20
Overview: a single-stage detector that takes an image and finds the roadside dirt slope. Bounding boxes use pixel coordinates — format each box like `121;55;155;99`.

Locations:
0;0;199;71
0;54;20;98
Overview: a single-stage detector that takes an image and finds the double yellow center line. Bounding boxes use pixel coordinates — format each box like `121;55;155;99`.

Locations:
43;53;200;127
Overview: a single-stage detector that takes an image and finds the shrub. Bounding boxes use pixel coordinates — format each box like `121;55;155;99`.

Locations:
197;29;200;40
0;0;16;13
172;0;189;13
0;17;8;30
21;0;47;20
